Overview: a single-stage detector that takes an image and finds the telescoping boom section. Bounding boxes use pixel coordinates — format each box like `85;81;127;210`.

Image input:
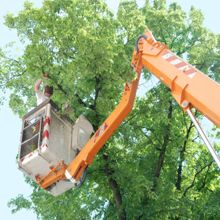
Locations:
132;31;220;126
132;31;220;169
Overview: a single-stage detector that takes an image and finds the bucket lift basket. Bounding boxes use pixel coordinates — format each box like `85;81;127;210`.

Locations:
18;100;93;196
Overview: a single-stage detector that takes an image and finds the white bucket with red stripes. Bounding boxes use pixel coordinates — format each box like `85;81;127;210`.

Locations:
18;101;93;196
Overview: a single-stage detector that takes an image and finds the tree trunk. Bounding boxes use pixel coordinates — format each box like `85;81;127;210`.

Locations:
103;153;126;220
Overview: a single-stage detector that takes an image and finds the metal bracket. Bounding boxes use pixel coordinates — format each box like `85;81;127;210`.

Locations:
186;108;220;169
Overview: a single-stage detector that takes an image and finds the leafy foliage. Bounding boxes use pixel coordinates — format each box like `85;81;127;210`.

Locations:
2;0;220;219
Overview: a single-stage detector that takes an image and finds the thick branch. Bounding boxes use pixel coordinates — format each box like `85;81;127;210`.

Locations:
48;75;68;96
45;72;96;110
152;99;173;190
175;121;194;190
92;76;102;111
74;92;94;109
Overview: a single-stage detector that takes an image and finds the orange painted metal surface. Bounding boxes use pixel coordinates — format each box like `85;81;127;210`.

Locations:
38;161;67;189
66;69;141;180
132;31;220;127
39;69;142;189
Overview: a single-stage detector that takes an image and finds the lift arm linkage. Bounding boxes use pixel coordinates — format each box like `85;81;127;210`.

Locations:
39;70;142;189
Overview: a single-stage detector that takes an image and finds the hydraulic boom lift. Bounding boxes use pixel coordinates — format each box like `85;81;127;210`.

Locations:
19;31;220;195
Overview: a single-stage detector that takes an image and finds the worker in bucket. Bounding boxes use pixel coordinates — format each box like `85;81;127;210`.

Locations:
34;72;53;105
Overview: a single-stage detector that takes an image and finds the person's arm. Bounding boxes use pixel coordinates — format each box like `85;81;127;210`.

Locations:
34;79;42;92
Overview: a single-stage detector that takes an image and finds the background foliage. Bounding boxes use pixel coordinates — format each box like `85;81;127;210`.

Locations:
1;0;220;219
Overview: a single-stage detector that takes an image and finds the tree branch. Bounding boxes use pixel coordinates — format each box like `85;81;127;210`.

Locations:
91;76;102;111
137;126;163;150
175;120;194;190
0;69;27;88
197;162;213;191
152;99;173;191
44;71;97;111
182;161;213;197
74;92;94;109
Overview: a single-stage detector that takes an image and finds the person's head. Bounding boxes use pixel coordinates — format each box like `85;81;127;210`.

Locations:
44;85;53;97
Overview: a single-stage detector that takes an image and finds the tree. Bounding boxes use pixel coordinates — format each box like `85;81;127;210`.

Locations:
2;0;220;219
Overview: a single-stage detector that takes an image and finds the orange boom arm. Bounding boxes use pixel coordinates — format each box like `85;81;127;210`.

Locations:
132;31;220;126
39;69;142;189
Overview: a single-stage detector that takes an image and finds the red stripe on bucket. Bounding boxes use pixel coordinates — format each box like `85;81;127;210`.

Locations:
43;130;49;139
44;117;50;126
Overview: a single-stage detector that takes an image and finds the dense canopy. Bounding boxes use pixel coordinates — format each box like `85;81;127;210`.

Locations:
1;0;220;219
